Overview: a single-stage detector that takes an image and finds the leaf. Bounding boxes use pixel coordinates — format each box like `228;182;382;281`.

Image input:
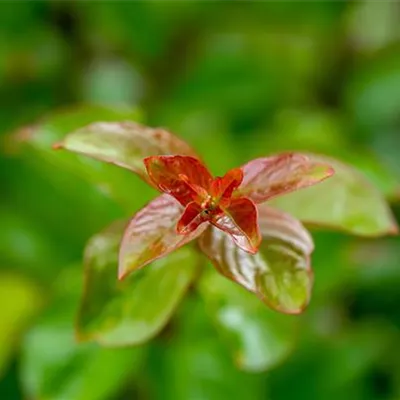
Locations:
12;105;155;210
199;206;314;314
209;168;243;206
213;197;261;254
176;201;207;234
147;296;266;400
0;273;42;377
20;282;144;400
236;153;334;204
77;219;198;346
269;155;399;236
119;194;206;279
56;122;199;185
144;155;212;206
198;268;298;372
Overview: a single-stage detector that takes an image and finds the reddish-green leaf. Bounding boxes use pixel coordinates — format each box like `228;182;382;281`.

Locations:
269;155;399;236
119;194;206;279
199;205;314;314
55;122;199;185
236;153;334;204
213;198;261;254
77;220;198;346
144;155;212;206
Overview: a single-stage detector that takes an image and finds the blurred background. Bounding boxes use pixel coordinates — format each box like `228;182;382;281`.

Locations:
1;1;400;399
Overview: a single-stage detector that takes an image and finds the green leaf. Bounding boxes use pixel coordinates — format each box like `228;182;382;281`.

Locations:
12;105;155;210
199;206;314;314
20;290;144;400
77;220;198;346
269;155;398;236
147;297;266;400
198;268;297;372
0;273;42;377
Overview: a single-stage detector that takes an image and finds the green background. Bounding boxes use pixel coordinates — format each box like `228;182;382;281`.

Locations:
1;1;400;399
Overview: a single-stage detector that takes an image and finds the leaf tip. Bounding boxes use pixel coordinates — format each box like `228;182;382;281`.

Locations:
388;222;399;236
143;155;157;168
246;244;259;255
117;265;129;281
265;299;309;315
326;165;335;177
52;141;63;150
316;163;335;181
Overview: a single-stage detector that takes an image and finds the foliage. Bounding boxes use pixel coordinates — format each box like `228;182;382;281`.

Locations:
1;2;400;399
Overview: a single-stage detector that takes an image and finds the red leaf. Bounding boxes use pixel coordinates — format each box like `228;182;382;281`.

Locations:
213;197;261;254
210;168;243;208
236;153;334;204
118;194;206;279
176;202;208;235
144;155;213;206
